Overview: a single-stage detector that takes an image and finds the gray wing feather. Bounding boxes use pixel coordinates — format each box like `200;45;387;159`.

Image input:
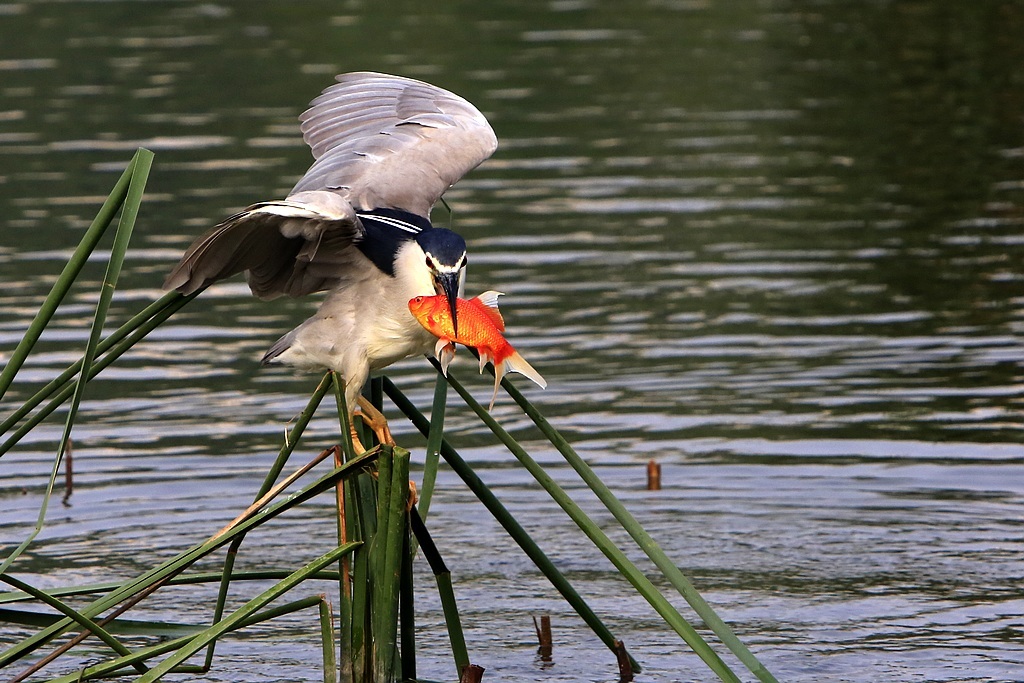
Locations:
165;72;495;298
292;72;498;216
163;190;361;299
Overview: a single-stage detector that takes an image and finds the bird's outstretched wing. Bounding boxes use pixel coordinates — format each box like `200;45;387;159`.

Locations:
163;190;361;298
294;72;498;217
164;72;496;298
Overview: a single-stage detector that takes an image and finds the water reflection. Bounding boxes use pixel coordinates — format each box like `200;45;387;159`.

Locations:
1;2;1024;682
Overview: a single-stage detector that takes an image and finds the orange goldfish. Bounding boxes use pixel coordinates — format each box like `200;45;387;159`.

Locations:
408;291;546;409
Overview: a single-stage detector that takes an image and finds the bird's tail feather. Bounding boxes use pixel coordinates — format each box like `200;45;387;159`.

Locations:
261;326;299;365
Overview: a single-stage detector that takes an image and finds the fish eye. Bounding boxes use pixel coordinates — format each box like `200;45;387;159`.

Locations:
414;296;423;303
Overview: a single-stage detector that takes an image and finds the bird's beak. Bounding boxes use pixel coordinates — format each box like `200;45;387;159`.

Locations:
436;271;461;337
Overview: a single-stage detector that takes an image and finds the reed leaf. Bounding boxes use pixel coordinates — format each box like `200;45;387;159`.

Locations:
442;368;741;683
257;372;334;498
0;149;153;576
0;151;141;400
0;574;145;674
0;291;183;439
0;607;199;636
0;449;379;669
501;378;780;683
0;291;196;459
418;373;448;519
382;377;639;673
409;507;470;677
41;596;330;683
195;376;335;669
134;543;359;683
0;570;343;607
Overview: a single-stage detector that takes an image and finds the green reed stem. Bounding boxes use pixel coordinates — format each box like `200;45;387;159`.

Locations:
203;539;241;671
328;371;358;681
399;522;416;681
371;441;394;679
0;291;182;438
134;542;360;683
382;377;639;673
42;596;329;683
443;368;740;683
418;373;448;519
0;449;378;669
0;151;142;401
0;149;153;576
349;520;370;682
0;291;196;459
409;507;469;677
0;574;146;674
320;597;336;683
501;378;780;683
332;372;358;461
372;446;408;682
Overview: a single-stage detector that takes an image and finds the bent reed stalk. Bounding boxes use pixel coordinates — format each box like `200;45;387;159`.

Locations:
0;152;778;682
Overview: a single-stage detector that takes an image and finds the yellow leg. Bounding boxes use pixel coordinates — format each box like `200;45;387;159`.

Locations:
355;395;395;447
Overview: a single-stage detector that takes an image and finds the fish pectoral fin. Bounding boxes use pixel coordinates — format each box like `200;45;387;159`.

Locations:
434;338;456;376
477;350;493;374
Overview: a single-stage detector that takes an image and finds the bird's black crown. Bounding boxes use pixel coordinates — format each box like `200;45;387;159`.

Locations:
416;228;467;268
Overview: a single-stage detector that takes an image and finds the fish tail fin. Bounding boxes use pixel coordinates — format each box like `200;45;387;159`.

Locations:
503;350;547;390
478;350;546;411
487;350;546;411
489;365;502;411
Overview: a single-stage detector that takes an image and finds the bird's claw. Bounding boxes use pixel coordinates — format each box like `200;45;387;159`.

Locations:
352;396;395;450
352;397;418;513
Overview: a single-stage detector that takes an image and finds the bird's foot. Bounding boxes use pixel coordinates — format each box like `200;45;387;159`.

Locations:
407;479;418;511
353;395;395;449
350;398;418;510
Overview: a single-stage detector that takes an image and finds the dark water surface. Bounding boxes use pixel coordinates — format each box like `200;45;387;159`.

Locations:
2;1;1024;681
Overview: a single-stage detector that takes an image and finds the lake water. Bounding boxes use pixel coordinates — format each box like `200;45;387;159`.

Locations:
2;2;1024;681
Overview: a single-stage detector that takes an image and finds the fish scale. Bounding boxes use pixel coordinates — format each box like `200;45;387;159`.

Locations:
408;291;546;409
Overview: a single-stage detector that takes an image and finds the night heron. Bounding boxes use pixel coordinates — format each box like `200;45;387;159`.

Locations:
164;72;497;440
